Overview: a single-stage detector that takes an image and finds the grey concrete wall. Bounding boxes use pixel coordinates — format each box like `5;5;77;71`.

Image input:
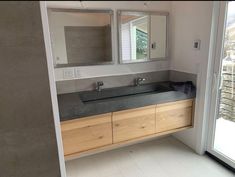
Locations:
0;2;61;177
56;70;197;94
104;25;112;62
65;26;112;64
169;70;197;86
56;71;169;94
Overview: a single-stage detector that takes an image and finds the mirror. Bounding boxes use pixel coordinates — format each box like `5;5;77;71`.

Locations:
118;11;168;63
48;9;113;67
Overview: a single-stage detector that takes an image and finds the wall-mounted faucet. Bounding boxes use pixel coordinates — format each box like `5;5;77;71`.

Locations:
96;81;104;91
134;77;146;86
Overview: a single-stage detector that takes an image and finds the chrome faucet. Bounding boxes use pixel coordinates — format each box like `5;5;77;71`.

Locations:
134;77;146;86
96;81;104;91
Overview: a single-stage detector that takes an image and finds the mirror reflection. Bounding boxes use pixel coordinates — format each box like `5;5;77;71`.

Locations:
48;9;113;67
150;15;167;59
119;11;168;63
121;14;149;61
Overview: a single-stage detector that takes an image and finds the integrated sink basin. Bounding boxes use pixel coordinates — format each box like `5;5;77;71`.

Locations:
57;81;196;121
79;82;173;103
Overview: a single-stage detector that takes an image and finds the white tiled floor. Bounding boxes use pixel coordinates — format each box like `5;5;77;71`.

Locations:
65;136;234;177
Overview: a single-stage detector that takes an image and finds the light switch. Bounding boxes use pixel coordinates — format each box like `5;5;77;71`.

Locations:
151;42;157;49
63;68;75;79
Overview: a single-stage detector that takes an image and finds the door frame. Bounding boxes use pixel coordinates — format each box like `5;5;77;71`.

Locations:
206;1;235;169
40;2;67;177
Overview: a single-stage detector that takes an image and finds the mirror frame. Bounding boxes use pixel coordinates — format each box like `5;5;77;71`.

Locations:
117;10;169;64
47;8;115;68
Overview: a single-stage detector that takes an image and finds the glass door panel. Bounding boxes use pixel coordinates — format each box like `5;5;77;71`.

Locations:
209;1;235;168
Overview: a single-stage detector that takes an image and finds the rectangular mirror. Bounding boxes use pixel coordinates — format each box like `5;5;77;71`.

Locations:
48;9;114;67
118;10;168;64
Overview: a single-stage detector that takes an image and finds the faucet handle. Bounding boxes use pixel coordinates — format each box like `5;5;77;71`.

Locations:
97;81;104;86
134;77;146;86
96;81;104;91
141;78;146;81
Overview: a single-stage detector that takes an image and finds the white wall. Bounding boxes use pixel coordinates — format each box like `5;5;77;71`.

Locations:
46;1;171;81
121;23;131;61
170;1;214;154
150;15;167;59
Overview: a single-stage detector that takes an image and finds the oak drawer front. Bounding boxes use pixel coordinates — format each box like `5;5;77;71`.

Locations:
61;113;112;155
156;100;193;133
112;106;156;143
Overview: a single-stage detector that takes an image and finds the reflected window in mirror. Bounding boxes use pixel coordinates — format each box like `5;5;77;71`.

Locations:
47;9;114;67
118;11;168;64
121;14;149;61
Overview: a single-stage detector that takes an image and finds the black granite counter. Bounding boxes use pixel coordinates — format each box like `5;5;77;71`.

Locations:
58;81;196;122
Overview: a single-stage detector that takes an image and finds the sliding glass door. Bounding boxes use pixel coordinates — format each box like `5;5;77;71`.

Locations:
207;1;235;169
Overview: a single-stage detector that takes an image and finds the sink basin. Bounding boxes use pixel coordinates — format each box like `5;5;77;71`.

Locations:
58;81;196;121
79;82;173;103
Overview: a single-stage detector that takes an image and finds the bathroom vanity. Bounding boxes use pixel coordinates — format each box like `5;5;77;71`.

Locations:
47;7;196;161
58;81;195;160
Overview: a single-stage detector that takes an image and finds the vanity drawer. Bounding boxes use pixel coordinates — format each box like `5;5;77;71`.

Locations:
61;113;112;156
155;99;193;133
112;105;156;143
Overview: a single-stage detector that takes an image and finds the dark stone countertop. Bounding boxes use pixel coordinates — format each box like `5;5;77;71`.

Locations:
58;81;196;122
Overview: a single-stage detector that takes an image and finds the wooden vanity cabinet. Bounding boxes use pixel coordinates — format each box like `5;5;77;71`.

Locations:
61;99;194;159
61;113;112;156
112;105;156;143
155;99;193;133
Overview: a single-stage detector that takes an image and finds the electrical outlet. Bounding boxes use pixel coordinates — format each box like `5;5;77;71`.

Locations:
63;68;75;79
193;39;201;50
